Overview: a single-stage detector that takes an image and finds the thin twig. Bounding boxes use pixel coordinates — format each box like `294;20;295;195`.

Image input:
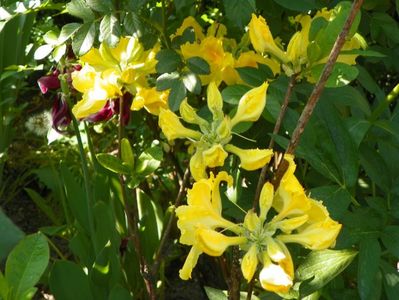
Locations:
117;96;156;299
228;246;242;300
252;75;297;210
245;278;255;300
152;167;191;277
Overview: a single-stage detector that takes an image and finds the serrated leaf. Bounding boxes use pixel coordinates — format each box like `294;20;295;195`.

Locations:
182;72;201;94
58;23;81;44
186;56;210;75
66;0;94;21
72;22;96;56
156;49;182;73
5;233;49;300
168;79;187;111
96;153;131;175
156;72;179;91
99;14;120;46
34;44;54;60
296;249;357;297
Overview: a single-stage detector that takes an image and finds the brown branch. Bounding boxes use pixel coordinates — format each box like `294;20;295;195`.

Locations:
228;246;242;300
271;0;364;188
152;167;191;278
252;75;297;210
286;0;364;155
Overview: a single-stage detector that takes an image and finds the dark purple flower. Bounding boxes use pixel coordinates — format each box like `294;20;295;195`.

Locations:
52;94;71;132
37;70;60;94
85;93;133;125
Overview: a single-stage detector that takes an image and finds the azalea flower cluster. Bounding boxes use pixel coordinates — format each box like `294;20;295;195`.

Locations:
71;36;169;120
249;7;365;79
176;157;342;293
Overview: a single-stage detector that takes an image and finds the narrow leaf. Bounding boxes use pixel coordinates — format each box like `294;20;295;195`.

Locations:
96;153;131;175
72;22;96;56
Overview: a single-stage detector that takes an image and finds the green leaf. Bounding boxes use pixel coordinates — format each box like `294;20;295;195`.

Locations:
43;30;59;46
182;72;201;94
381;226;399;258
221;84;251;104
380;260;399;300
310;63;359;88
358;239;381;300
5;233;49;300
34;44;54;60
96;153;131;175
0;271;8;300
273;0;323;11
296;249;358;297
99;14;120;47
0;209;24;261
24;188;60;225
109;285;132;300
136;145;163;177
121;138;134;170
66;0;95;21
236;66;269;86
186;56;210;75
156;49;182;73
205;286;227;300
49;261;93;300
58;23;81;44
53;44;67;62
123;12;143;37
72;22;96;56
340;49;386;57
86;0;112;13
168;79;187;111
223;0;255;29
156;72;179;91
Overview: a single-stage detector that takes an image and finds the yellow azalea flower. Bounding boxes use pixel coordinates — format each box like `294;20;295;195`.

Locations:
248;14;288;63
176;172;244;279
286;15;311;71
238;156;341;293
158;82;270;180
180;36;235;86
131;87;169;115
223;51;280;85
173;16;205;41
71;36;159;118
176;158;341;294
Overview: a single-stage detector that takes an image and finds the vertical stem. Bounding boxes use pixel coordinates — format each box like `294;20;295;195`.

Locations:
117;96;156;299
71;115;97;253
228;246;241;300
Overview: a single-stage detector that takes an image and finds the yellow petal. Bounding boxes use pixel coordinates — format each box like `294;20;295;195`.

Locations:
241;244;259;282
179;99;207;126
202;144;228;168
248;14;287;62
259;247;294;293
207;81;224;120
174;16;205;41
196;227;246;256
71;65;97;93
286;15;311;64
179;244;202;280
211;171;233;215
189;148;208;181
131;87;168;115
259;182;274;221
275;214;309;233
244;210;261;232
224;144;273;170
158;109;202;141
230;82;268;127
